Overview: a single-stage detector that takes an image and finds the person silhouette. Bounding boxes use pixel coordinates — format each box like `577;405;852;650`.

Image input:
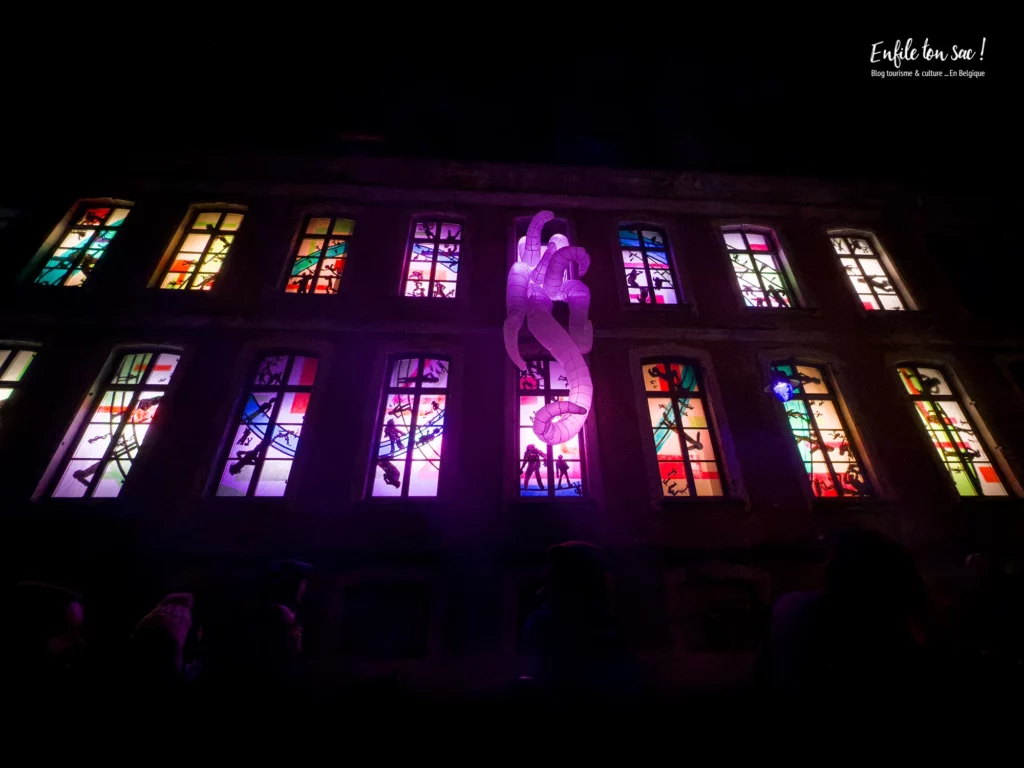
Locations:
555;454;570;489
384;418;405;453
521;444;545;491
767;529;927;696
521;542;638;696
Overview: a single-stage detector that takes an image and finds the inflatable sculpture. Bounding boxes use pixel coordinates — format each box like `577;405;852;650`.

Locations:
504;211;594;445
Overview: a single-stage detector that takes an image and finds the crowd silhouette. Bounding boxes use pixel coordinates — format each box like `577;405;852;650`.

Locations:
5;532;1023;700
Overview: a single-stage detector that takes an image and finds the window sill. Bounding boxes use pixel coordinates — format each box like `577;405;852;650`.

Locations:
620;302;694;312
659;496;749;511
811;498;897;514
740;305;820;315
954;496;1023;508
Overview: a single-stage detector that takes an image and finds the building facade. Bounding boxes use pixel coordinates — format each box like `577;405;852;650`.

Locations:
2;154;1022;692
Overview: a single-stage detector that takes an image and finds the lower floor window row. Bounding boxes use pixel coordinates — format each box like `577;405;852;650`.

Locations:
22;348;1016;500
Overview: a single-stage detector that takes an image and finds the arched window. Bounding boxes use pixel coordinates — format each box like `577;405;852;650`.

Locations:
897;365;1009;496
159;206;245;291
771;361;871;498
285;215;355;295
403;219;461;299
619;225;680;305
51;349;181;498
721;227;796;308
516;358;586;498
641;359;725;497
215;354;319;497
829;232;908;311
34;202;132;287
370;356;451;497
0;345;38;411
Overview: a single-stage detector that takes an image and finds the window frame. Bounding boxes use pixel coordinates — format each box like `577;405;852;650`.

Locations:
42;346;183;500
514;357;589;500
26;199;133;288
827;229;915;312
367;354;453;499
282;213;356;296
769;358;876;501
617;222;684;308
211;351;320;499
401;216;464;300
719;224;802;310
896;362;1014;498
639;356;729;499
153;204;246;292
0;342;40;414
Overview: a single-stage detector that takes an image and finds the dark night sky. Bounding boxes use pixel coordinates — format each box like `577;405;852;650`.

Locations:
5;29;1017;187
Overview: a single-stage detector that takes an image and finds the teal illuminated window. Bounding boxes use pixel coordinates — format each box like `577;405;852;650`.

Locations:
35;205;131;287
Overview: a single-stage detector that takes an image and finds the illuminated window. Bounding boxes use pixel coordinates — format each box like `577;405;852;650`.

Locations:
0;346;37;410
517;359;586;498
52;351;180;498
215;354;318;497
35;204;131;287
620;226;679;305
642;360;725;497
370;356;450;497
722;228;795;308
898;365;1008;496
285;216;354;295
161;209;244;291
404;220;460;299
772;362;871;498
830;234;905;311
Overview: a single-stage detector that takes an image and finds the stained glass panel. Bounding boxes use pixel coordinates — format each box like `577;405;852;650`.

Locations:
897;365;1008;496
642;360;725;497
371;356;451;497
772;362;870;498
51;351;179;498
34;205;131;288
830;235;905;311
0;346;37;410
619;226;680;305
161;209;244;291
722;229;794;308
286;216;355;295
215;355;318;497
517;359;586;498
404;220;461;299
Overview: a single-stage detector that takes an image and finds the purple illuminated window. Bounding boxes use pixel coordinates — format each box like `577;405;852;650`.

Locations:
404;220;460;299
517;359;586;498
216;354;319;497
620;226;679;305
370;356;450;497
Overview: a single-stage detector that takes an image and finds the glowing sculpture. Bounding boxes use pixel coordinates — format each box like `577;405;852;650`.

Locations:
504;211;593;445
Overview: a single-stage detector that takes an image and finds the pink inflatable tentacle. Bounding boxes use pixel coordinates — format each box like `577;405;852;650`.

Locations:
532;248;554;288
560;278;593;354
526;307;592;445
521;210;554;269
542;246;590;296
503;262;534;371
533;235;570;289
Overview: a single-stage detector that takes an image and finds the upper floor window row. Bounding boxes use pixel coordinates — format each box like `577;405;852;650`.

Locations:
25;204;918;312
